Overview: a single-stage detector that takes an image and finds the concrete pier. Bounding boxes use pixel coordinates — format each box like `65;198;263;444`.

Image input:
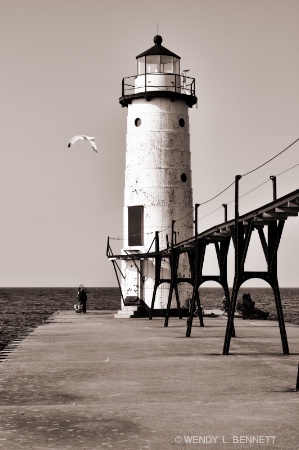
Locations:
0;310;298;449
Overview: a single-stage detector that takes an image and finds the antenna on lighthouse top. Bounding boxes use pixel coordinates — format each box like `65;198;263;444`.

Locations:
157;22;159;35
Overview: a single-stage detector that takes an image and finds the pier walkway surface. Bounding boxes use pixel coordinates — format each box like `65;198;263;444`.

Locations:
0;310;298;450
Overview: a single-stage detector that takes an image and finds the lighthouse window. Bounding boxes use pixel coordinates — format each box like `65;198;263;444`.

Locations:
179;118;185;127
146;55;161;74
161;55;173;73
181;173;187;182
137;56;145;75
128;206;144;246
142;55;180;75
173;57;180;74
135;118;141;127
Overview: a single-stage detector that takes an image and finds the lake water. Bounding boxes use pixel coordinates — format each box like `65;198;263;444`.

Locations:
0;287;298;350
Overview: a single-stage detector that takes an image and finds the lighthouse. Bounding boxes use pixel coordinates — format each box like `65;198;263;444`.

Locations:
119;35;197;312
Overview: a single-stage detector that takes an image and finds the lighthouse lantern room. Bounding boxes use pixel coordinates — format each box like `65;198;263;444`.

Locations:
119;35;197;312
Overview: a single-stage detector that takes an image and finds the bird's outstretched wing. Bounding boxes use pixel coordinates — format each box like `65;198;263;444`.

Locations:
68;135;84;147
89;140;98;152
68;135;97;152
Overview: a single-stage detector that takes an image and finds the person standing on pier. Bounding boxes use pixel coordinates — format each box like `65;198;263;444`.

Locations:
78;285;87;314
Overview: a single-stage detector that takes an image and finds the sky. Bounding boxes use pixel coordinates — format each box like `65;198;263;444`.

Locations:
0;0;298;288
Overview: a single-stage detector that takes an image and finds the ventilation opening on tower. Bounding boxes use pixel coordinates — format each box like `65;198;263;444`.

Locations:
181;173;187;182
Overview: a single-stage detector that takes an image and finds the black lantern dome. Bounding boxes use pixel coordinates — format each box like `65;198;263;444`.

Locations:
136;35;181;76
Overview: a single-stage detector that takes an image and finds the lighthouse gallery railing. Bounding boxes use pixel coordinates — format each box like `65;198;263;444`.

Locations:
121;74;196;97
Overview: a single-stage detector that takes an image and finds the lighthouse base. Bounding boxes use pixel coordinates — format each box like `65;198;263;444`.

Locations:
115;302;190;319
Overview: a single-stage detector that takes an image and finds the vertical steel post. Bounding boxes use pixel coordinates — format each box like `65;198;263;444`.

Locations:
223;175;242;355
272;281;289;355
149;231;160;320
270;176;277;201
268;221;289;355
186;204;203;336
106;236;110;257
164;221;176;327
155;231;159;252
194;204;204;327
222;204;227;222
171;220;175;246
194;203;200;236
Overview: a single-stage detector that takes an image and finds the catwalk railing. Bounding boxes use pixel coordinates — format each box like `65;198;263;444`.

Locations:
107;184;299;354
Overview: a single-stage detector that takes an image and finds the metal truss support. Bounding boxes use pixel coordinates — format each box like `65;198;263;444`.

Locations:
223;176;244;354
186;237;232;337
268;221;289;355
111;260;125;307
223;175;289;355
164;248;182;327
186;237;206;336
185;201;233;338
149;232;161;320
107;189;298;347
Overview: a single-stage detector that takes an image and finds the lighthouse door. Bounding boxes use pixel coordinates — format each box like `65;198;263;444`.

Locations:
128;206;144;246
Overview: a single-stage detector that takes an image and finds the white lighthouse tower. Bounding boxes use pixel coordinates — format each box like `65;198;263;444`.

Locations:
119;35;197;312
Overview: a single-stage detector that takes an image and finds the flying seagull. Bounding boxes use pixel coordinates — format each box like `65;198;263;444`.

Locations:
67;135;98;152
